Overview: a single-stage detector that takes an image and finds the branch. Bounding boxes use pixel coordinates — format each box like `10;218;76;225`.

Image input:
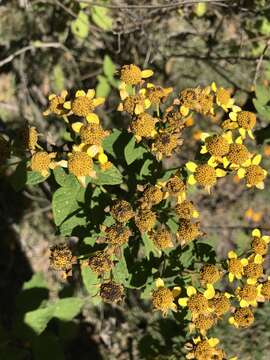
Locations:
77;0;231;10
0;42;67;68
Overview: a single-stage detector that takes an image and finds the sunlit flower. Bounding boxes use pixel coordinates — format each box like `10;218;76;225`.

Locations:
177;219;202;245
175;200;199;220
237;154;267;189
129;112;158;141
178;285;215;317
143;83;173;106
200;131;232;164
151;227;174;250
244;255;264;285
229;107;256;139
118;90;151;115
43;90;69;116
200;264;221;286
161;174;186;203
212;82;234;111
119;64;153;88
209;292;231;317
64;89;104;122
225;141;251;169
30;151;57;177
152;278;180;316
151;131;182;160
227;251;248;282
178;86;214;116
186;161;226;193
258;276;270;301
235;283;260;308
251;228;270;261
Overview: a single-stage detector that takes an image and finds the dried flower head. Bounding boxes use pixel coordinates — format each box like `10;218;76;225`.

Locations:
50;244;73;271
175;200;198;220
260;280;270;300
151;228;173;249
177;219;201;244
187;293;209;315
20;125;38;151
244;262;263;281
245;165;266;187
200;264;221;285
141;185;163;207
43;91;68;116
237;111;256;130
194;313;217;333
123;94;145;114
231;307;254;328
165;175;186;196
236;284;258;303
146;85;173;105
68;151;93;177
135;209;156;233
152;287;175;315
210;293;230;317
152;132;181;159
105;223;132;246
100;281;124;303
88;251;113;275
252;236;268;255
111;200;134;223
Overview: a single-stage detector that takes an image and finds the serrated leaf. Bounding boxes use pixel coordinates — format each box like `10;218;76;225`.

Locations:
96;75;111;97
71;11;89;39
53;298;84;321
52;185;80;226
91;6;112;31
24;306;55;335
124;136;147;165
103;55;116;80
81;266;99;296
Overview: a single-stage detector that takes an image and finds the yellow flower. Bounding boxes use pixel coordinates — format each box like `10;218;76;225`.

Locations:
43;90;69;116
64;89;104;122
235;283;260;308
251;228;270;261
258;276;270;301
227;251;248;282
237;154;267;189
152;278;180;316
200;131;232;164
224;140;251;169
129;112;158;141
119;64;153;88
186;161;226;193
178;285;215;315
178;87;214;116
212;82;234;111
144;83;173;106
229;107;256;139
30;151;57;177
117;91;151;115
175;200;199;220
244;255;264;285
161;174;186;203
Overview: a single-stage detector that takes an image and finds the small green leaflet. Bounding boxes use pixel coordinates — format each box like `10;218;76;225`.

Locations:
71;11;89;40
91;6;113;31
124;136;147;165
141;233;160;259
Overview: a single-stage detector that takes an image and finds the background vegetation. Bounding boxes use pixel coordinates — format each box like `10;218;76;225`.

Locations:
1;0;270;359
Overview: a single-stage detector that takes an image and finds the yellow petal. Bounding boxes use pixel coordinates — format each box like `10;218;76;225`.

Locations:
235;136;243;144
187;286;197;297
237;168;246;179
155;278;164;288
75;90;86;97
135;104;144;115
193;209;199;218
144;99;151;109
225;292;233;298
208;338;219;347
262;235;270;243
63;101;71;109
141;69;154;78
252;228;261;237
172;287;181;298
223;131;233;143
228;316;236;325
86;113;100;123
87;145;100;157
208;157;218;167
98;152;108;165
60;90;68;98
239;128;246;138
193;336;201;345
93;97;105;107
200;132;210;141
240;299;249;308
57;160;68;168
188;174;196;185
72;122;83;133
229;112;237;121
241;258;248;266
256;182;265;190
48;93;56;100
229;272;234;283
186;161;197;172
254;254;263;264
119;81;126;90
146;82;155;88
247;278;257;285
232;105;241;112
204;284;215;299
248;130;255;139
120;90;129;100
200;145;208;154
252;154;262;165
86;89;95;99
223;157;230;168
211;82;217;92
180;105;189;116
77;175;86;187
216;168;227;177
178;297;188;307
117;103;124;111
228;251;237;259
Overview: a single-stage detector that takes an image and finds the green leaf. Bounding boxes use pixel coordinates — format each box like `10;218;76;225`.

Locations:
27;171;49;186
95;164;123;185
96;75;111;97
24;306;55;335
53;167;78;187
53;297;84;321
81;266;99;296
10;161;27;191
166;218;179;234
102;129;122;157
71;11;89;39
59;211;87;236
103;55;116;80
23;273;47;290
139;158;153;179
52;64;65;93
112;251;131;286
255;84;270;105
52;184;80;226
91;6;113;31
124;136;147;165
141;233;160;259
